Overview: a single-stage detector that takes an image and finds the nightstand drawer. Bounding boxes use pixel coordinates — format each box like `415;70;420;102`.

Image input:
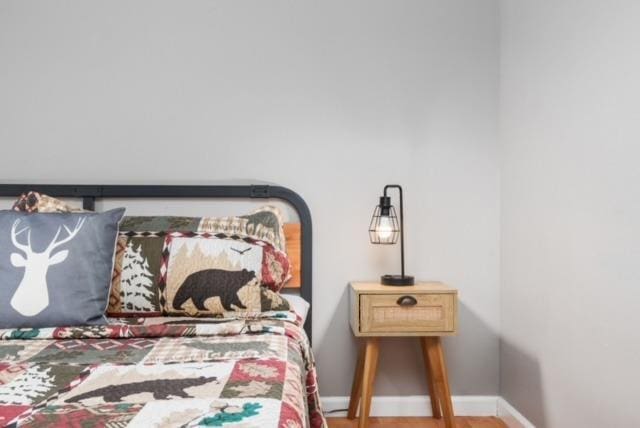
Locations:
360;293;455;334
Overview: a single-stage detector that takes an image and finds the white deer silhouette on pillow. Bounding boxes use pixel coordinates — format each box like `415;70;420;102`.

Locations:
9;218;85;316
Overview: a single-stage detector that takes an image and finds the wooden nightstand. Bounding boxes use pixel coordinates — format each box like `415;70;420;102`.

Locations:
348;282;458;428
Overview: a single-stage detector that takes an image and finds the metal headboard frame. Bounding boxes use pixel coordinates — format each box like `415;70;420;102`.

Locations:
0;184;313;343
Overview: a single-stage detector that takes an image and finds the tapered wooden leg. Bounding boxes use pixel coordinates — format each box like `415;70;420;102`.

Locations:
348;342;366;419
420;337;442;418
424;337;455;428
359;338;380;428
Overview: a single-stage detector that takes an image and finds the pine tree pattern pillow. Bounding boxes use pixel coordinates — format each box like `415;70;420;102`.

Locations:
109;235;164;314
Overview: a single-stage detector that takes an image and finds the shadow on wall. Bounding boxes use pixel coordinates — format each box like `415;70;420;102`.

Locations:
316;285;502;398
444;301;501;395
313;283;361;397
500;339;547;427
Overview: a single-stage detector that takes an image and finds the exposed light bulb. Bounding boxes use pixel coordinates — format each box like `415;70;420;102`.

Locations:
376;216;393;240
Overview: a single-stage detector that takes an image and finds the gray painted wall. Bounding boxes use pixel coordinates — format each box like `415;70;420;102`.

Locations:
0;1;500;396
500;1;640;426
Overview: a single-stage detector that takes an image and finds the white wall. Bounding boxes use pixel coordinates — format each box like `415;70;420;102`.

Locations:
500;1;640;426
0;1;500;396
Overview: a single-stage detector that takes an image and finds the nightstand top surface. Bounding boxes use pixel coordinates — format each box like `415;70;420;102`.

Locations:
350;281;456;294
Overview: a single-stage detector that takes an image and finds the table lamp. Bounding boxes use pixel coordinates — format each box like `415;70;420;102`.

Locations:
368;184;414;286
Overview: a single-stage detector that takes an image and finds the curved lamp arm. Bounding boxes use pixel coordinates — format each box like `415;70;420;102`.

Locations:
383;184;405;278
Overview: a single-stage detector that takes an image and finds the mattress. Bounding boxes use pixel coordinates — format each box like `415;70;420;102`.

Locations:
283;295;310;324
0;312;326;427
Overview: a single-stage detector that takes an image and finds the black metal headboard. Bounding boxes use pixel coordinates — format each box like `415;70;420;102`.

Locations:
0;184;313;343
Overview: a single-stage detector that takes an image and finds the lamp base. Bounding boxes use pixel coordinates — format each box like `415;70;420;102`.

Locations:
380;274;415;286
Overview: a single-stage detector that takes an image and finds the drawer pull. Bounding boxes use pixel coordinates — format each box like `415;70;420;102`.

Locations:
396;295;417;306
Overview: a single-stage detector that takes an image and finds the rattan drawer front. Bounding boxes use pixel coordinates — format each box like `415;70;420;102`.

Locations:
360;294;455;334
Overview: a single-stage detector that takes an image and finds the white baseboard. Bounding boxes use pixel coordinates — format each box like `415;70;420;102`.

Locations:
322;395;536;427
497;397;536;428
322;395;498;417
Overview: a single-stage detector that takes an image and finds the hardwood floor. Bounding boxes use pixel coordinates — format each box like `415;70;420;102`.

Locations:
327;416;508;428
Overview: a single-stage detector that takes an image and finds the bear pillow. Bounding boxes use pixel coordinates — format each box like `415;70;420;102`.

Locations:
160;234;290;317
113;216;291;317
167;267;289;317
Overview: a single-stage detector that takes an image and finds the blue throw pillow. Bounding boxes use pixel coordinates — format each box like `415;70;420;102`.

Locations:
0;208;125;328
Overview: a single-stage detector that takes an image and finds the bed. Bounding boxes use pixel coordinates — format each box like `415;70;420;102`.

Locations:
0;184;325;428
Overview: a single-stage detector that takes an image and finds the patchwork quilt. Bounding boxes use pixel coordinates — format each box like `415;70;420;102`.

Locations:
0;313;326;427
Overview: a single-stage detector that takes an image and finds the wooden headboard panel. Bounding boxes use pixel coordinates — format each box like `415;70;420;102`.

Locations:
0;184;314;343
283;223;301;288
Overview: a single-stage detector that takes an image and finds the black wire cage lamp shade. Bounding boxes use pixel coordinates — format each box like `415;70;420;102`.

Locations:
368;199;399;244
369;184;415;286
